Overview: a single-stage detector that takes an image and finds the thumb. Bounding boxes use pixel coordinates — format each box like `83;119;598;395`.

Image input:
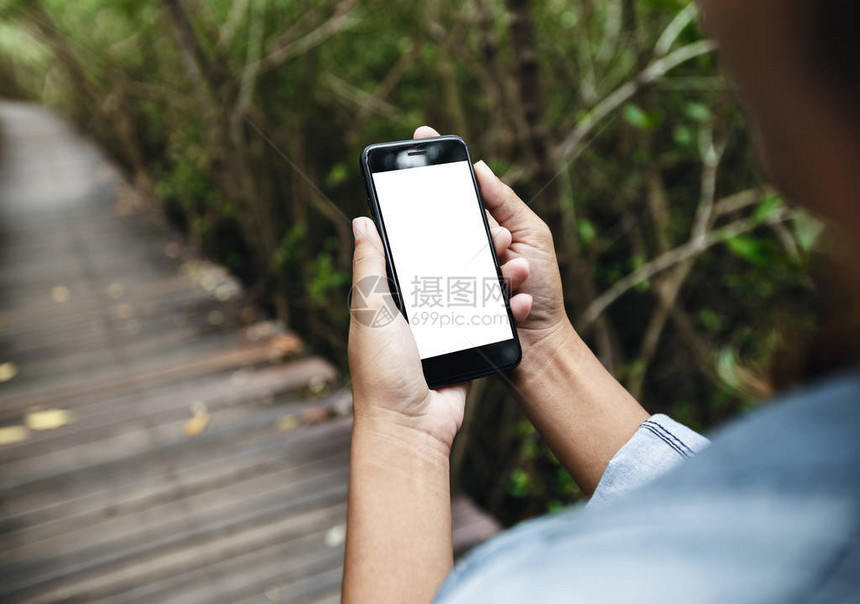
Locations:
351;216;398;327
351;217;388;284
350;216;397;321
474;160;540;233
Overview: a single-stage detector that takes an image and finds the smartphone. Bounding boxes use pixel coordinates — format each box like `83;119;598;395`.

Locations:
359;135;521;389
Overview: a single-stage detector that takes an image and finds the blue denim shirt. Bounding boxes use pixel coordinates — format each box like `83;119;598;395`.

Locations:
435;371;860;603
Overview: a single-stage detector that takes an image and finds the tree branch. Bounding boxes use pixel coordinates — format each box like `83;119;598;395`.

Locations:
355;40;416;125
714;186;772;216
321;72;401;118
218;0;250;50
232;0;266;128
250;0;357;76
628;126;724;398
654;3;698;57
557;39;717;162
579;208;794;328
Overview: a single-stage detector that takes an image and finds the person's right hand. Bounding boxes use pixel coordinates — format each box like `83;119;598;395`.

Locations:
472;158;570;350
413;127;569;366
415;127;647;494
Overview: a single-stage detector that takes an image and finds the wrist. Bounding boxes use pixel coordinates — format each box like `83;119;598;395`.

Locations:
513;319;579;384
352;404;454;464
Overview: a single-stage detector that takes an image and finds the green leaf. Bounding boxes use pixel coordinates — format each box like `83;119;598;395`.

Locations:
726;235;768;267
508;468;531;497
547;500;565;513
561;10;578;28
325;163;348;188
684;102;710;122
792;211;824;251
578;219;596;246
622;104;651;130
697;308;724;332
753;193;783;222
672;125;694;147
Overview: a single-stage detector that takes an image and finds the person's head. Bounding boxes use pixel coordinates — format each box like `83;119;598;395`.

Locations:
696;0;860;379
697;0;859;230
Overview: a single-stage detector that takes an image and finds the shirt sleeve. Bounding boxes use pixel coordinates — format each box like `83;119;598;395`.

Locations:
589;414;709;507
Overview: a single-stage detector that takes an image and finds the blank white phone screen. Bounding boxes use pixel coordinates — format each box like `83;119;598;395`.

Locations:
371;160;512;359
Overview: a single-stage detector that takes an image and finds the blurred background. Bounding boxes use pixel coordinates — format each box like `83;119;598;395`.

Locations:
0;0;826;601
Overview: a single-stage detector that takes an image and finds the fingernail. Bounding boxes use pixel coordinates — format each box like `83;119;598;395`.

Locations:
475;160;493;175
352;218;366;240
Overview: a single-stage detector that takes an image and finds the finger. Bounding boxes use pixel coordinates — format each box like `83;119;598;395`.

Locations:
352;217;387;285
414;125;441;139
501;257;530;293
509;293;533;324
485;209;500;229
351;217;392;316
474;160;537;230
491;225;512;259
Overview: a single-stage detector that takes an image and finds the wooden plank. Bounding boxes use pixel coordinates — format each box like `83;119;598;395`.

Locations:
0;481;349;600
5;462;350;562
57;513;347;604
0;103;501;604
0;390;351;489
87;516;346;603
0;335;310;414
0;358;337;463
2;418;353;530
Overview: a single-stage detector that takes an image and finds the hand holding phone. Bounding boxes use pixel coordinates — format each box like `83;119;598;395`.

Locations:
349;126;570;453
359;133;522;388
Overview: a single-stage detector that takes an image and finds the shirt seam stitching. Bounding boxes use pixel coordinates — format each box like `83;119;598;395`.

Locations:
643;420;696;456
640;424;688;458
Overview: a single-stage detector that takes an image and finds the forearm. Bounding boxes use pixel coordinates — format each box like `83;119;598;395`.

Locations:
342;413;454;604
513;321;650;495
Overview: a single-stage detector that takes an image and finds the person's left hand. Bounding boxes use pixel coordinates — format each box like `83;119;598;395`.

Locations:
348;126;531;454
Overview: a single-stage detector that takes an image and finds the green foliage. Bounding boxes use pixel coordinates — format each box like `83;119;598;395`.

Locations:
726;236;771;267
622;104;654;131
0;0;823;524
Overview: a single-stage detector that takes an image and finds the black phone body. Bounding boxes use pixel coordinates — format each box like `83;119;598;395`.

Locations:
360;135;521;389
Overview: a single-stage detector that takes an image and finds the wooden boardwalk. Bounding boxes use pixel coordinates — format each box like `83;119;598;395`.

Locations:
0;103;498;603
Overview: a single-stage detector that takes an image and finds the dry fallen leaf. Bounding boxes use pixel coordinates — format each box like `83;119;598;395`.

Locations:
26;409;74;431
0;426;28;445
268;333;303;362
308;376;327;394
107;282;125;299
325;523;347;547
244;320;279;341
230;369;251;386
114;199;134;216
0;362;19;383
300;406;330;424
115;303;134;319
183;408;210;436
332;392;353;416
277;415;299;432
51;286;70;303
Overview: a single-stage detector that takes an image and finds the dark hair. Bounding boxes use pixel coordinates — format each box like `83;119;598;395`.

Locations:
814;0;860;128
771;0;860;389
772;258;860;390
